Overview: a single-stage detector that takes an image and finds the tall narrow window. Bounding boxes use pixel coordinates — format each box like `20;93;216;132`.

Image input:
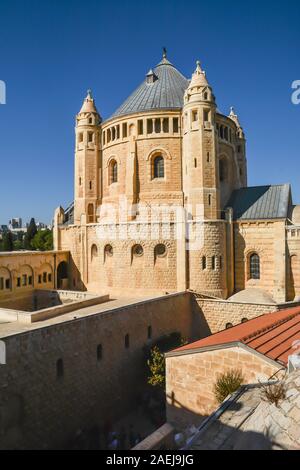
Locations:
219;159;227;182
153;156;164;178
250;253;260;279
122;123;127;138
56;358;64;380
208;194;212;206
163;118;169;133
212;256;216;270
147;326;152;340
125;334;130;349
97;344;102;361
110;160;118;184
147;119;153;134
87;203;94;223
155;118;161;133
138;120;143;135
173;117;179;133
202;256;206;270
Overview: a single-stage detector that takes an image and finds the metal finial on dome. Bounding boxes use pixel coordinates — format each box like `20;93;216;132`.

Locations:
87;89;92;99
163;47;167;59
230;106;235;115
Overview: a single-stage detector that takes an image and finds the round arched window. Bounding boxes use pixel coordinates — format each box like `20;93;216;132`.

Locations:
249;253;260;279
155;244;166;257
241;318;248;323
104;244;113;257
225;323;233;329
91;244;98;260
153;156;164;179
133;244;143;256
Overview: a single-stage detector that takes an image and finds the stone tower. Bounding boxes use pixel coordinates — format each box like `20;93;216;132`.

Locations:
182;61;219;219
74;90;102;225
182;62;227;298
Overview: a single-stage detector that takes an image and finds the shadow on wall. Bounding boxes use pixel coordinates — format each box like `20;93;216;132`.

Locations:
68;258;86;291
166;393;285;450
190;295;212;340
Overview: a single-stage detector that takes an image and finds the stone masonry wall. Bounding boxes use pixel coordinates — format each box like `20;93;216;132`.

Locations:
166;346;280;429
0;292;201;450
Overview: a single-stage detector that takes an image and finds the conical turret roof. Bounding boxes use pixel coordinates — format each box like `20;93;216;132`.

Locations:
110;51;189;118
79;90;99;114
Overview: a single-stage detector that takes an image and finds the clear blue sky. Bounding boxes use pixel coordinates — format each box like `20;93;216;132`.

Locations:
0;0;299;225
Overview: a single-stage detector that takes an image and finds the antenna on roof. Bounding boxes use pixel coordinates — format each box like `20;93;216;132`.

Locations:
162;47;167;59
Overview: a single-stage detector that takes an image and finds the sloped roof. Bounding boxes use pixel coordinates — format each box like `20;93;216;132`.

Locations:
110;57;189;118
226;184;291;220
188;371;300;450
171;305;300;366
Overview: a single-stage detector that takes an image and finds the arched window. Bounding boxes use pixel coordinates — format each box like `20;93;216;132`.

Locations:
132;244;143;257
249;253;260;279
241;318;248;323
147;325;152;340
153;156;164;178
202;256;206;270
125;334;130;349
109;160;118;184
104;244;113;259
226;323;233;329
87;203;94;223
91;244;98;260
155;244;166;257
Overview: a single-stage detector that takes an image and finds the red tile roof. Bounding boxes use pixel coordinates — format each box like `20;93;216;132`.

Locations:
174;306;300;366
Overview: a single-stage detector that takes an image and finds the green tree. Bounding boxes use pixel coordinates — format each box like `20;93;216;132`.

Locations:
147;346;165;389
31;229;53;251
24;218;37;250
2;231;14;251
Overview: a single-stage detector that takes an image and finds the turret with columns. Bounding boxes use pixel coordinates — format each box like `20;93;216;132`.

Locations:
74;90;102;224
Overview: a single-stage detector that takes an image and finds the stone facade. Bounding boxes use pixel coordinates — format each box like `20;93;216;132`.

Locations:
0;251;69;307
51;54;300;303
165;345;281;429
0;292;199;450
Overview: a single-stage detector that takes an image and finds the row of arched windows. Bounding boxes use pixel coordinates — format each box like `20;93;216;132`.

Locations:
216;123;233;143
91;243;167;260
108;155;165;184
103;117;179;146
201;255;222;271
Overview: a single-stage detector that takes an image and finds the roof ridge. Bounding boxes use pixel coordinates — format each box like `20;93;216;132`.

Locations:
241;311;300;342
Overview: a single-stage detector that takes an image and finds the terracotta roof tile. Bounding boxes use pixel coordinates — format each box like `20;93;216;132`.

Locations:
174;306;300;366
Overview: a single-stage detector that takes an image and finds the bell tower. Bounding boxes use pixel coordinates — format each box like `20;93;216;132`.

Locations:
182;61;219;219
74;90;102;224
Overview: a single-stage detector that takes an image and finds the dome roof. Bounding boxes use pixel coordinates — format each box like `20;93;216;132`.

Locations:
110;55;189;119
228;288;276;305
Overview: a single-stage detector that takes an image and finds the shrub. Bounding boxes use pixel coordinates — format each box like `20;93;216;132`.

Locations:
261;381;286;407
147;346;165;389
214;369;244;403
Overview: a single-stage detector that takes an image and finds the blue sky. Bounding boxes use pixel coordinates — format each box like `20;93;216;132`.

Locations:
0;0;299;225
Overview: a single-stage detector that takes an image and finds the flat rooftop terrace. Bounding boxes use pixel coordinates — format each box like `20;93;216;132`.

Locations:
0;295;160;339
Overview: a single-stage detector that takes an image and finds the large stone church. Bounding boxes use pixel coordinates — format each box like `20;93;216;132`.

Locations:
54;51;300;303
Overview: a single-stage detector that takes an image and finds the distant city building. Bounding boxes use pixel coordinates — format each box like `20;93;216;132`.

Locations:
8;218;22;230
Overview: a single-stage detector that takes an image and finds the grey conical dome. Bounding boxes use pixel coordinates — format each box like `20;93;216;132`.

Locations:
110;57;189;118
